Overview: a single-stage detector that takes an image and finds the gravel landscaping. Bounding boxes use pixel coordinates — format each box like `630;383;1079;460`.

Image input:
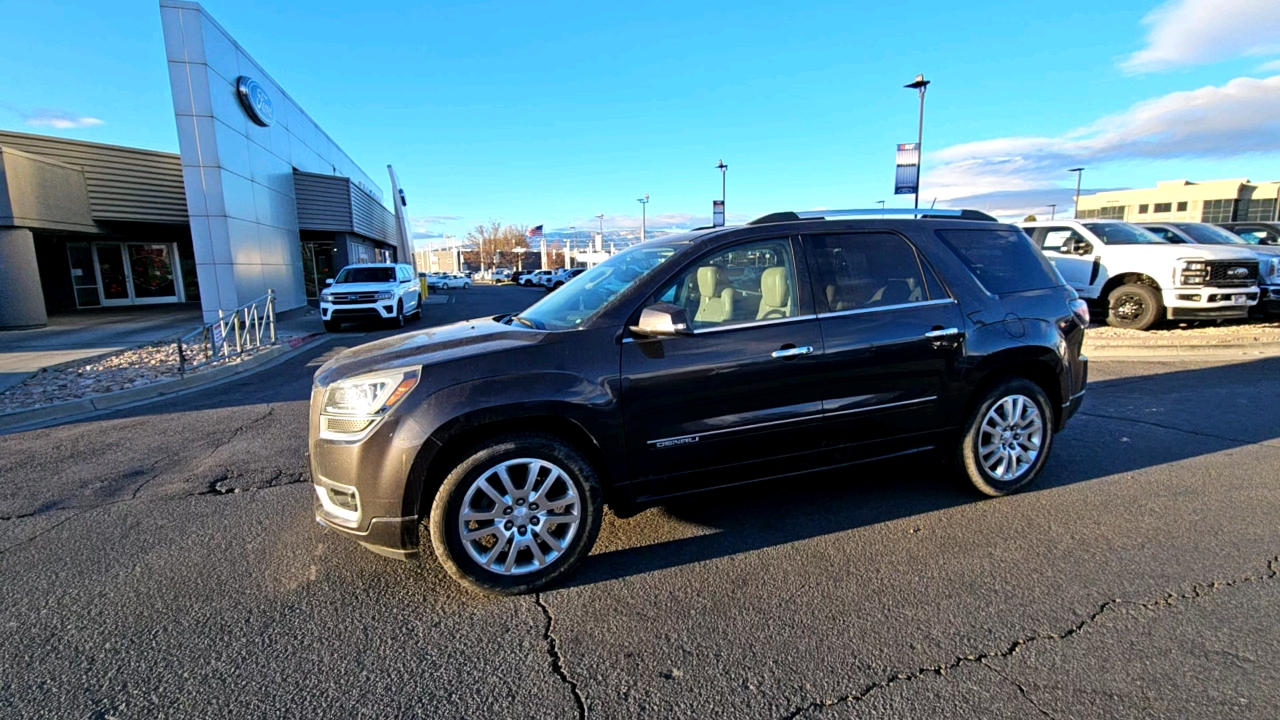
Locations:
1087;319;1280;341
0;339;275;415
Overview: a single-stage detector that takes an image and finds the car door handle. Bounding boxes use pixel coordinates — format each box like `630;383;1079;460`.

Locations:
924;327;961;338
772;346;814;359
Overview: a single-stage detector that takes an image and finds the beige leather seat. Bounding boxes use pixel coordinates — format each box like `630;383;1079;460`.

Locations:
757;267;792;320
695;266;734;323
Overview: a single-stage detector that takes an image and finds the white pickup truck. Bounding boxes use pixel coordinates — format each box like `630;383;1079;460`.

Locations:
1018;220;1259;330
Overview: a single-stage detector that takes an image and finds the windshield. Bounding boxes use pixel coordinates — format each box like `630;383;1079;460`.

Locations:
515;244;678;330
1082;223;1167;245
1176;223;1249;245
335;267;394;284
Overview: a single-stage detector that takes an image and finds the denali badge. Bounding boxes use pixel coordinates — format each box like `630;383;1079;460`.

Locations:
655;436;699;448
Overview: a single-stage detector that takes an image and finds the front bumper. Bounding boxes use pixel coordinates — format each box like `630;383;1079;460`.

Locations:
320;301;398;321
309;386;426;559
1163;286;1257;320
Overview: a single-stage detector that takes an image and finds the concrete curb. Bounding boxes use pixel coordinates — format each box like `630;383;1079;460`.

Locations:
1083;338;1280;359
0;333;325;433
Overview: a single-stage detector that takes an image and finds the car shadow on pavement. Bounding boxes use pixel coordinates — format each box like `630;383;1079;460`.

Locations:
566;356;1280;589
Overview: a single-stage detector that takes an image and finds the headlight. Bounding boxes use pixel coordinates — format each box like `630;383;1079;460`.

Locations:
319;368;420;440
1178;259;1207;286
374;292;394;300
1268;258;1280;284
320;292;333;301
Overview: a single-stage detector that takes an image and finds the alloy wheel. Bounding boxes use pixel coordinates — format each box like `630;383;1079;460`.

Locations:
978;394;1044;481
457;458;582;575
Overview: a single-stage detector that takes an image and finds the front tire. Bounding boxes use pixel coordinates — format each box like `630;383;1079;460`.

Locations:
1107;283;1163;330
323;319;341;332
428;433;603;595
958;378;1054;497
390;301;405;329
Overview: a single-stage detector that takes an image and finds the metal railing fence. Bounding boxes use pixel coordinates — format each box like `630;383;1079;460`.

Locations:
177;290;277;375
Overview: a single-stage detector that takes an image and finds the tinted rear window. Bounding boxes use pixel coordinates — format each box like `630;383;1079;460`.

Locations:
934;229;1062;295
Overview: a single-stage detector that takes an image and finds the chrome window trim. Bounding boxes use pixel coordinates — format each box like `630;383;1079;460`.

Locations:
817;298;956;319
691;313;819;335
823;395;937;418
647;395;939;446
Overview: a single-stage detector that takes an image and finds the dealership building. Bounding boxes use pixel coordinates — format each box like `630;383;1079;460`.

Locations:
0;0;407;330
1076;179;1280;223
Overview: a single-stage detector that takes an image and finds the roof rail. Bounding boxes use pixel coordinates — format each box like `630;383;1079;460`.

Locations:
747;208;998;225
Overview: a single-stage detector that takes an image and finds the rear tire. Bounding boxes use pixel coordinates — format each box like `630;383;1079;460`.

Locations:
957;378;1054;497
1106;283;1163;330
323;320;341;333
428;433;603;595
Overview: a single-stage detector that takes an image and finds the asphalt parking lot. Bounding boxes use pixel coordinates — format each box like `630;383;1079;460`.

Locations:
1;283;1277;719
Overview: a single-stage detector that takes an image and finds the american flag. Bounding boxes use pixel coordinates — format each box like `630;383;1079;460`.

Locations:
526;225;543;238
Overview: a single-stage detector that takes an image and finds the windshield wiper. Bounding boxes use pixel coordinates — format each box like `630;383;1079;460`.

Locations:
510;315;539;330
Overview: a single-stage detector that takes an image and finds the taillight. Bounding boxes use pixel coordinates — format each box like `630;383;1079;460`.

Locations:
1069;298;1090;327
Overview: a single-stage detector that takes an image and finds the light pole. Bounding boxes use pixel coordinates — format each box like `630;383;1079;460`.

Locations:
637;194;649;243
876;200;885;217
716;160;728;205
1048;203;1057;220
904;74;931;210
568;226;576;263
1069;167;1085;218
595;213;604;252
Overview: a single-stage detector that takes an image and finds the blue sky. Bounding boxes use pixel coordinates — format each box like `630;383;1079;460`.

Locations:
2;0;1279;248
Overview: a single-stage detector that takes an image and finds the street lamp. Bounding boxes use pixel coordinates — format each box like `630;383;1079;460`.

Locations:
595;213;604;252
1048;203;1057;220
1069;167;1085;218
716;159;728;205
876;200;886;217
637;194;649;243
904;74;931;210
568;226;576;257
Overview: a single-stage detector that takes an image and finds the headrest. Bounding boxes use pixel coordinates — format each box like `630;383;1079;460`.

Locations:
697;266;726;297
761;267;789;307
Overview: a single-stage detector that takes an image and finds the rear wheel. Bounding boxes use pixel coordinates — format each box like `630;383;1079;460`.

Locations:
1107;283;1163;330
428;433;603;595
958;378;1054;497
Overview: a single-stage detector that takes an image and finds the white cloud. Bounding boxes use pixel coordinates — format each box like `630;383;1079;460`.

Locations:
20;108;104;129
1258;59;1280;72
925;74;1280;207
408;214;461;239
1121;0;1280;73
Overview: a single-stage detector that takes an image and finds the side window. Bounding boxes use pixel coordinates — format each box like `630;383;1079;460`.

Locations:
808;233;932;313
1041;227;1082;251
649;238;798;329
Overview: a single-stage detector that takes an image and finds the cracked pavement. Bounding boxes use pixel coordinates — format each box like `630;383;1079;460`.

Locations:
1;285;1278;718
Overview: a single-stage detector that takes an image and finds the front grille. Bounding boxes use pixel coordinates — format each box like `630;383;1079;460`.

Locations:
331;294;382;305
1205;261;1258;287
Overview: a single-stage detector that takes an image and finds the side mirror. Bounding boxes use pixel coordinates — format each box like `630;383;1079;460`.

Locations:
1262;237;1279;246
630;303;692;338
1065;238;1093;255
325;278;334;286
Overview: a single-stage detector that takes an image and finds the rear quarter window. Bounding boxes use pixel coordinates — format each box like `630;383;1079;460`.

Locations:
934;228;1063;295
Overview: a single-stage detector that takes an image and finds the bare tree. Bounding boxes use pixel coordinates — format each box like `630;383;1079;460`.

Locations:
462;220;535;270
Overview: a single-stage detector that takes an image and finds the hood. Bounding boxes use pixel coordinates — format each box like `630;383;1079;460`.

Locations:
314;316;541;387
324;282;395;294
1118;244;1259;261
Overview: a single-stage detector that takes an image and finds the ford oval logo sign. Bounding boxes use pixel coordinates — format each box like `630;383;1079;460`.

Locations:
236;76;274;127
1228;267;1249;277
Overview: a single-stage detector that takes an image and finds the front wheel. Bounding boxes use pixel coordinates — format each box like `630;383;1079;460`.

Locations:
323;319;341;332
428;433;603;595
463;282;471;289
390;301;405;328
958;378;1054;497
1107;283;1163;330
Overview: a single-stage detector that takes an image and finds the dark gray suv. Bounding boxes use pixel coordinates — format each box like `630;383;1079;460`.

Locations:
309;210;1089;595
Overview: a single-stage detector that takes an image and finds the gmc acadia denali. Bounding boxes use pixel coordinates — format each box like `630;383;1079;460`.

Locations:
310;210;1088;594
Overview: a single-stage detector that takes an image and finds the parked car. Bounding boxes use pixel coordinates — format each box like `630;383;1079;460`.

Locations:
544;267;586;290
1018;220;1259;330
310;209;1088;594
1215;222;1280;246
319;263;421;332
427;273;471;290
492;268;513;282
510;270;531;284
1139;222;1280;316
519;269;554;286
